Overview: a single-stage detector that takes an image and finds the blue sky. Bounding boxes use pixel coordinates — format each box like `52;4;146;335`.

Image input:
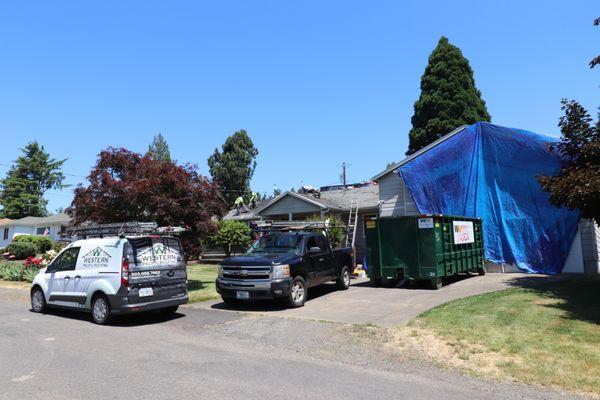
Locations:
0;1;598;212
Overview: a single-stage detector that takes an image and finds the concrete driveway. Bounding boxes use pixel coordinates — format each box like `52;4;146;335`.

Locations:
195;273;555;326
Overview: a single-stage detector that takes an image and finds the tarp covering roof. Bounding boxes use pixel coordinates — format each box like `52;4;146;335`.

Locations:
399;122;579;274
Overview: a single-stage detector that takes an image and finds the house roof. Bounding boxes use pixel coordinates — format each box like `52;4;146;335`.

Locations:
0;213;71;227
371;125;469;181
319;183;379;210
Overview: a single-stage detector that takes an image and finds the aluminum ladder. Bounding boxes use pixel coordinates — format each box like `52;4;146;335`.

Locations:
345;197;359;249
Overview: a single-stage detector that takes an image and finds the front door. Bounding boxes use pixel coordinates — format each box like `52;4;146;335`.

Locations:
45;247;81;308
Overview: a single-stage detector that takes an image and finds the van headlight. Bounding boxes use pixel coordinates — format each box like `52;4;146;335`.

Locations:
272;264;290;279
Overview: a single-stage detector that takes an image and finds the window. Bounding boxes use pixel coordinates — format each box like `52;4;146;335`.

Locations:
315;235;329;252
3;228;8;241
52;247;80;272
36;226;50;235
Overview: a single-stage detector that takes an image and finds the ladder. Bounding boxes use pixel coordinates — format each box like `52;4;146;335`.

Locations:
345;197;359;249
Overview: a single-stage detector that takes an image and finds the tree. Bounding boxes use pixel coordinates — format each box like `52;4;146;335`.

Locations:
147;133;171;162
210;220;252;257
407;36;491;155
68;147;226;257
208;130;258;206
0;141;66;219
538;100;600;225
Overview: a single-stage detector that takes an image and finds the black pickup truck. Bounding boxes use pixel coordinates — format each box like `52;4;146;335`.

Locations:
216;231;353;307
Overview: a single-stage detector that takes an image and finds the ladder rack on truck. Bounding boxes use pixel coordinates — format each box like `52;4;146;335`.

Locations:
251;220;347;233
69;221;187;239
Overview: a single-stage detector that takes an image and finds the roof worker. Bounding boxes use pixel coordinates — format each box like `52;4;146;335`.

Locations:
234;195;245;215
250;191;258;209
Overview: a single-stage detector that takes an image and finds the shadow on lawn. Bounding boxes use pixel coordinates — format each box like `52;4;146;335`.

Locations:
506;275;600;325
188;280;207;291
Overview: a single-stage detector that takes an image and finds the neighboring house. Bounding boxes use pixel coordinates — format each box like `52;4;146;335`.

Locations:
372;123;600;275
0;213;71;248
223;183;380;264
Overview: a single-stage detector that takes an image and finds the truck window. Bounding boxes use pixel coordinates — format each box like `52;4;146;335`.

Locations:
315;235;329;252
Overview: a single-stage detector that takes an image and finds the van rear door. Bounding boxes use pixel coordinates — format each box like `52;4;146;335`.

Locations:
126;236;187;303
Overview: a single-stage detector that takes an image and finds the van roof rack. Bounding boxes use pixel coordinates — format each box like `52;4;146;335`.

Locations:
69;222;187;238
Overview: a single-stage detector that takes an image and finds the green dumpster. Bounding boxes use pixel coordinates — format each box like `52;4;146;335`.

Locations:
365;215;485;289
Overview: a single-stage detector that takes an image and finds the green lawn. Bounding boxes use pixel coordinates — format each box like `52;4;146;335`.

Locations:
408;277;600;396
186;263;219;303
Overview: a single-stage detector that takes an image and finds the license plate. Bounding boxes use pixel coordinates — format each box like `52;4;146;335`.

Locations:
139;287;154;297
236;291;249;300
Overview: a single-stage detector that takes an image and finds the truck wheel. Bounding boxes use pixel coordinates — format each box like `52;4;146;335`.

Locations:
91;294;112;325
31;287;46;313
478;267;486;276
286;276;307;308
336;266;351;290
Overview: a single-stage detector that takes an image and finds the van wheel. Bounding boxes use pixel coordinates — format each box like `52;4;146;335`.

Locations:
91;294;112;325
286;276;307;308
336;266;351;290
31;287;46;313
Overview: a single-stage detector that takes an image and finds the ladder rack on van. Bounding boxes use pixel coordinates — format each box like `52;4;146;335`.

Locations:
69;222;187;238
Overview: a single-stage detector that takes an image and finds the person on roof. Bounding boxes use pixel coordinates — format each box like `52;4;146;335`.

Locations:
234;196;245;215
250;192;258;209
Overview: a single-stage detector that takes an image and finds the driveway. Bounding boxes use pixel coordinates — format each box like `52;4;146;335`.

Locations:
196;273;556;326
0;287;585;400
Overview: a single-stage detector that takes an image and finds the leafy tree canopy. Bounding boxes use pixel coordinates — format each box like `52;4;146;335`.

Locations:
0;141;66;219
407;36;490;155
208;130;258;206
539;100;600;225
146;132;171;162
210;220;252;257
68;147;226;256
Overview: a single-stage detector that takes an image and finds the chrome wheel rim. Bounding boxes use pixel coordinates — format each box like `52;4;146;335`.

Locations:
32;290;43;311
93;298;108;322
291;282;304;303
343;269;350;286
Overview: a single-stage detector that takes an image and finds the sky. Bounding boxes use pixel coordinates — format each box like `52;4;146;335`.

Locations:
0;0;598;212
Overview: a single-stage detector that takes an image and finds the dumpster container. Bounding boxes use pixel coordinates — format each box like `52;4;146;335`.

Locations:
365;215;484;289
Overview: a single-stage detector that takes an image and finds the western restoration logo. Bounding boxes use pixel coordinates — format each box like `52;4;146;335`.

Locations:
81;247;112;268
137;243;179;265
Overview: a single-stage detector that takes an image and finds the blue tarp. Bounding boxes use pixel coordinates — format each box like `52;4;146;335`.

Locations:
399;122;579;274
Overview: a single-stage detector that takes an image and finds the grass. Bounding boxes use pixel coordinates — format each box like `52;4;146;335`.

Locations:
408;277;600;396
186;263;219;303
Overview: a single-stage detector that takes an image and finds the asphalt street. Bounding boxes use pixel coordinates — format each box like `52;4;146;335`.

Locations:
0;287;587;400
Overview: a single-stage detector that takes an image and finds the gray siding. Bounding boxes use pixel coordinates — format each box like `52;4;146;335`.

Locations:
580;219;600;274
259;195;322;217
378;172;419;217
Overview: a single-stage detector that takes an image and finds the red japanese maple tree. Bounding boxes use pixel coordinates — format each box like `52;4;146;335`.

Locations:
68;148;226;257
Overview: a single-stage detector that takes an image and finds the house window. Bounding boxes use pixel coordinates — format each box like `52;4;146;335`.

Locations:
3;228;8;240
36;226;50;236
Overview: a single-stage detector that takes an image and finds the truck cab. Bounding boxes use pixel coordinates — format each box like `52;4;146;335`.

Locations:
216;228;353;308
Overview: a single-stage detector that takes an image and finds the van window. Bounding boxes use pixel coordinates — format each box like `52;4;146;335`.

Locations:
128;237;183;266
53;247;80;271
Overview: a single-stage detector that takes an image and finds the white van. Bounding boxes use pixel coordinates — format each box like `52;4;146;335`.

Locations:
30;234;188;324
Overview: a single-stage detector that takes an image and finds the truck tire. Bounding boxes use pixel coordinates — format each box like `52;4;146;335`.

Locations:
336;266;351;290
91;294;112;325
286;276;307;308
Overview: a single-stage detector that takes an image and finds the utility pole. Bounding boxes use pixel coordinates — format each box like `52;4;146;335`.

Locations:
342;162;347;187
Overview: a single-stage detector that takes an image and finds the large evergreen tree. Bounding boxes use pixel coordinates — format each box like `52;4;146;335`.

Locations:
407;36;491;155
146;132;171;162
0;141;66;219
208;130;258;206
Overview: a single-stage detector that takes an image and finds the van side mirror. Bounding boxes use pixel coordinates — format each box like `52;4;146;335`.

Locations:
308;246;321;254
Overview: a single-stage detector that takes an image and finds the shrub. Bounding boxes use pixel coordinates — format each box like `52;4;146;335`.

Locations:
13;235;54;253
0;263;24;281
6;242;37;260
210;220;252;257
52;241;68;253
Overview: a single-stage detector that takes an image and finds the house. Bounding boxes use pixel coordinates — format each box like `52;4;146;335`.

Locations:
0;213;71;248
223;183;380;263
372;122;600;275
